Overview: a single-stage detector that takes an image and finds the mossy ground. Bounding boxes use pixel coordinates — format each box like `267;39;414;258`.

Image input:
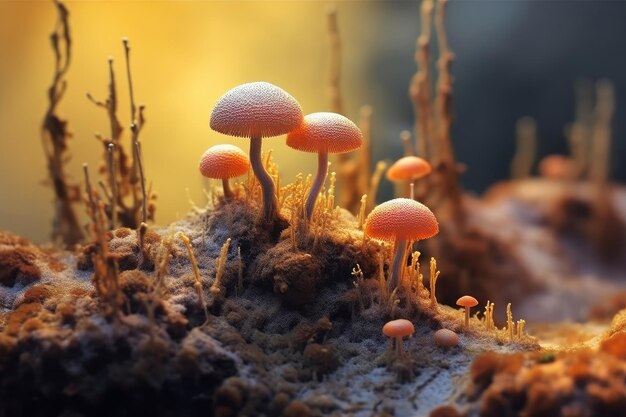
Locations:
0;186;625;417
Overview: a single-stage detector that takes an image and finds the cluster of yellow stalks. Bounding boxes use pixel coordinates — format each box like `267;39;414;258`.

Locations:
484;300;527;342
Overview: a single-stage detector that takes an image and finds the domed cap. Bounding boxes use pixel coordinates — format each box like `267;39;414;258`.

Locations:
538;154;575;180
433;329;459;347
199;144;250;179
286;112;363;154
364;198;439;241
383;319;415;338
387;156;432;182
210;82;303;138
456;295;478;308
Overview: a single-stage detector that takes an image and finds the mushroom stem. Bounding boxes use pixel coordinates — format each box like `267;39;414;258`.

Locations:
396;336;403;356
249;136;277;221
390;238;407;289
305;151;329;220
222;178;233;200
410;181;415;199
464;306;470;328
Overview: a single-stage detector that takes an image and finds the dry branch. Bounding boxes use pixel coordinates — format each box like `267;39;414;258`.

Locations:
41;0;84;246
87;38;155;231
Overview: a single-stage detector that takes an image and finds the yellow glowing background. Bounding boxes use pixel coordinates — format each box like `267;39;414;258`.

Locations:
0;1;376;243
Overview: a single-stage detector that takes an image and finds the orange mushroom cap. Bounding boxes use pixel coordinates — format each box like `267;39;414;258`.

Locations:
286;112;363;154
456;295;478;308
538;154;575;180
433;329;459;347
383;319;415;338
210;82;303;138
387;156;432;182
364;198;439;241
199;144;250;179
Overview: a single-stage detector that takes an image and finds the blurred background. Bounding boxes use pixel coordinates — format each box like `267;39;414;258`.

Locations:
0;1;625;243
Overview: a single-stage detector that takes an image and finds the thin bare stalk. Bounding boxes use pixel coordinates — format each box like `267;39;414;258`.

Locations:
41;0;84;246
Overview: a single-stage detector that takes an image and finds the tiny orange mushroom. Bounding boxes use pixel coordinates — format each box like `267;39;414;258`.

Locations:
365;198;438;289
383;319;415;356
199;144;250;200
387;156;432;199
433;328;459;348
456;295;478;328
287;112;363;220
210;82;303;221
538;154;576;181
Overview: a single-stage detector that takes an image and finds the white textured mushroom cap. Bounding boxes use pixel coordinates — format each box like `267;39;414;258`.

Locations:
210;82;303;139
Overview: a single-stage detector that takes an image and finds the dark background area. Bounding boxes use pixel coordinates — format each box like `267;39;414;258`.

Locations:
368;0;626;196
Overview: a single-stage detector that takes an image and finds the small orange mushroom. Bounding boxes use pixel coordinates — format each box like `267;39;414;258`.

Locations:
210;82;303;221
199;144;250;200
387;156;432;199
433;329;459;348
365;198;438;289
538;154;576;181
456;295;478;328
383;319;415;356
286;112;363;220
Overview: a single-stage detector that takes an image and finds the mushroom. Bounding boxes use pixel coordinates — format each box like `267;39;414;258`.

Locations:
286;112;363;220
210;82;303;221
538;154;576;181
364;198;438;289
198;144;250;200
433;329;459;348
386;156;432;199
456;295;478;328
383;319;415;357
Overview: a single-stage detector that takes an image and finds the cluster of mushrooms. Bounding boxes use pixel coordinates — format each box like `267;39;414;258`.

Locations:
202;82;440;287
202;81;481;355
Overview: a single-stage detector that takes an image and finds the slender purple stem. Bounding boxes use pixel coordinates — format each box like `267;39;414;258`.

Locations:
249;136;277;221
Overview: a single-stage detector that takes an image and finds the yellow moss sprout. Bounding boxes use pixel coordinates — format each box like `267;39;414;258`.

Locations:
506;302;514;341
210;238;231;299
484;300;495;331
429;257;441;307
177;232;209;324
407;251;423;298
357;194;368;231
351;264;365;311
516;319;526;339
236;246;243;296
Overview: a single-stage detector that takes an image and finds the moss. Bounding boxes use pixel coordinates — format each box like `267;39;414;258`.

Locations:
19;285;52;306
5;302;42;336
55;302;76;323
0;247;41;288
118;269;151;313
600;332;626;360
303;343;340;380
114;227;133;239
19;317;45;334
466;349;626;417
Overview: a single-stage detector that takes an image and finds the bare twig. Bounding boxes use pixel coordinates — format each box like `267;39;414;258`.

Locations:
433;0;464;225
107;143;117;228
87;37;153;231
510;117;537;180
409;0;435;159
41;0;84;246
326;5;343;116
